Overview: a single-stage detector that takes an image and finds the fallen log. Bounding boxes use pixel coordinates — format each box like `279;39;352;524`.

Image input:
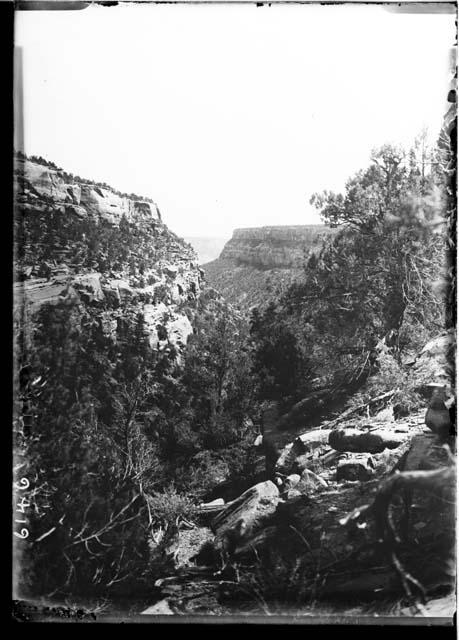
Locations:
329;427;406;454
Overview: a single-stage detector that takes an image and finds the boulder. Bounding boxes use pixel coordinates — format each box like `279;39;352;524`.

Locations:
410;331;455;397
275;429;330;476
297;429;331;448
336;453;376;482
299;468;328;492
397;433;451;472
211;481;280;547
253;434;263;447
284;473;301;487
286;488;303;499
371;439;412;477
275;442;296;475
281;474;301;497
373;406;395;423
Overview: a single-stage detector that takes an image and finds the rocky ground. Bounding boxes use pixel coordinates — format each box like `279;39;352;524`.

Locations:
139;402;456;620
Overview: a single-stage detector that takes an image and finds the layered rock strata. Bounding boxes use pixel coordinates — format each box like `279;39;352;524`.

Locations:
219;225;336;269
13;155;203;358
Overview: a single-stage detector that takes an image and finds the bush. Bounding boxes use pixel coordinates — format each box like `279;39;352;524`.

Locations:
346;346;423;416
147;486;196;528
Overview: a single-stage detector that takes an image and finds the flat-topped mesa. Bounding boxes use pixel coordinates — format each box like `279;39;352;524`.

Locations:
220;224;335;269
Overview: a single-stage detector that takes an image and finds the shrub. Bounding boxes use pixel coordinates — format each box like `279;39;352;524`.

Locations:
346;346;423;416
147;486;196;529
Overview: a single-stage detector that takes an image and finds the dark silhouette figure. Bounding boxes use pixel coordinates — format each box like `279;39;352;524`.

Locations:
425;387;452;440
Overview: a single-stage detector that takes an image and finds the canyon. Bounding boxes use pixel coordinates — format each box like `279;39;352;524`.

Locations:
13;152;455;620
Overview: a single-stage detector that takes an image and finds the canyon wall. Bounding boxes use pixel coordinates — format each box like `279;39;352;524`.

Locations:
14;155;203;359
218;225;336;269
204;224;336;309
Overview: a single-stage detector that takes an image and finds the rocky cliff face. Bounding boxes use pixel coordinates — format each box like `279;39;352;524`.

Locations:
14;155;203;358
204;225;336;309
219;225;336;269
15;157;162;225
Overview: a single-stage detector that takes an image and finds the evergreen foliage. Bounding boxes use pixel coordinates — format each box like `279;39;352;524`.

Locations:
250;142;449;404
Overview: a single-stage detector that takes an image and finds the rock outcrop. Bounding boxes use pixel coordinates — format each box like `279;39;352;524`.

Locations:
15;157;161;224
407;330;455;397
13;154;203;360
203;225;336;310
141;324;455;615
219;225;336;269
211;480;280;544
150;405;455;615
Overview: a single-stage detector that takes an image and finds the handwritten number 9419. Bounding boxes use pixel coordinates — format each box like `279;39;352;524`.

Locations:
13;478;30;540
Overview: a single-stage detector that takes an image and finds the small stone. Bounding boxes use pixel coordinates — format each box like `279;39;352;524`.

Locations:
287;488;302;499
374;406;395;423
336;454;376;482
284;474;301;489
253;434;263;447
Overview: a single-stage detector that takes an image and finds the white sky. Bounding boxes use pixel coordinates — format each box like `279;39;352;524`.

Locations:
15;3;455;238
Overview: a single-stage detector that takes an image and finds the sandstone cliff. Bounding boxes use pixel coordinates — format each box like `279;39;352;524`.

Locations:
15;156;162;225
219;225;335;269
13;154;203;357
204;225;336;309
